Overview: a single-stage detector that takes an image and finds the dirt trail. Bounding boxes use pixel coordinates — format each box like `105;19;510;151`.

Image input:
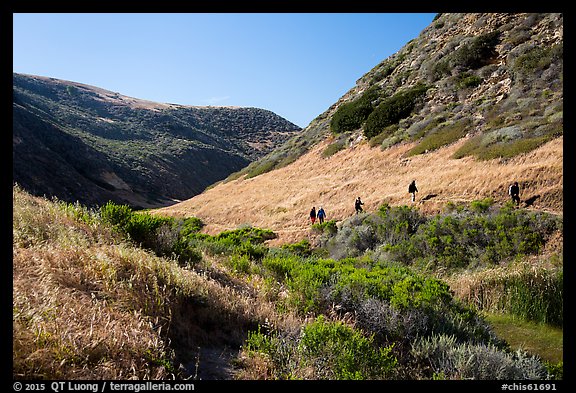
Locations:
155;136;563;245
186;347;237;380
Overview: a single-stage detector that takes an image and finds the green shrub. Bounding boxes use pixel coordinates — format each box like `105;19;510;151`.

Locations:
57;200;99;226
330;86;381;133
406;118;470;156
297;315;397;379
431;32;501;81
312;219;338;235
544;360;563;380
512;43;563;78
411;334;548;380
99;202;174;249
452;31;501;70
382;201;560;271
456;72;483;89
322;139;346;158
227;254;252;274
124;212;173;246
280;239;312;256
178;216;204;237
243;316;397;380
100;201;133;230
214;226;276;245
364;83;429;139
245;159;279;179
262;254;301;280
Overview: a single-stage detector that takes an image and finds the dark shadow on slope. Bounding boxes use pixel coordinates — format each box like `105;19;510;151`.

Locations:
523;194;540;207
421;193;438;201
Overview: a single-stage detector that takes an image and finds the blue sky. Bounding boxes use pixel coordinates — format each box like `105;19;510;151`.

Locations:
13;13;437;128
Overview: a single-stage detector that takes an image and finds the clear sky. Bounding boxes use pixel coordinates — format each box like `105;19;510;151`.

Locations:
13;13;437;128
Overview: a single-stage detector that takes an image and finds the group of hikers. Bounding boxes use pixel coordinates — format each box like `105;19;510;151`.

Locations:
309;197;364;225
308;179;522;225
309;206;326;225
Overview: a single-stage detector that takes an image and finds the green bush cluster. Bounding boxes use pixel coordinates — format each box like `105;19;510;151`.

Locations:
330;86;381;133
512;43;563;78
311;219;338;235
260;253;494;346
316;201;562;328
369;53;406;84
244;315;397;380
364;83;430;139
99;202;279;266
321;139;347;158
452;31;501;69
406;118;470;156
56;196;561;380
456;72;483;89
432;31;501;80
321;202;560;273
100;202;174;250
411;334;548;379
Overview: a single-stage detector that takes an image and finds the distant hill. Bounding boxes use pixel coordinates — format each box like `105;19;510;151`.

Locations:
155;13;563;244
12;73;301;208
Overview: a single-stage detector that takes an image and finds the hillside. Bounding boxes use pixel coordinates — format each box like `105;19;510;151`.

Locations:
156;134;562;245
13;73;301;209
155;13;563;244
12;12;565;381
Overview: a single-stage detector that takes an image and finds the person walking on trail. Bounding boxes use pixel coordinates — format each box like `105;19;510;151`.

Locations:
317;207;326;224
509;181;520;206
310;207;317;224
355;197;364;214
408;180;418;203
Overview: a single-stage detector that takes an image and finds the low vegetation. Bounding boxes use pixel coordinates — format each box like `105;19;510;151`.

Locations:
13;184;562;380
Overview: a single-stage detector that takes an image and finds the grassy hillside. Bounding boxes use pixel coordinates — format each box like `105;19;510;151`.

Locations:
13;73;301;209
13;184;563;380
156;13;562;246
12;184;289;379
12;12;563;382
155;135;562;246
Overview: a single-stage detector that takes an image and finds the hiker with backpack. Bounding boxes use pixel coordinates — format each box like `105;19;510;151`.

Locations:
509;181;520;206
309;207;317;224
317;206;326;224
355;197;364;214
408;180;418;203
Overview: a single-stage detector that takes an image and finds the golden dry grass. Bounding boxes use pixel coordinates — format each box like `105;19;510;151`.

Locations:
155;136;563;246
12;186;304;380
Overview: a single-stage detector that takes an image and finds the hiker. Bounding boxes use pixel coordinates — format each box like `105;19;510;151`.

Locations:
355;197;364;214
309;207;317;224
509;181;520;206
317;207;326;224
408;180;418;203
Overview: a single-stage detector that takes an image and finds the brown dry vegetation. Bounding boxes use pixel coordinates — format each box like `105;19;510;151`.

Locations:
12;186;303;380
155;135;563;246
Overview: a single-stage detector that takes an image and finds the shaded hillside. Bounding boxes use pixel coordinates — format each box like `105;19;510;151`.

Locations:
155;13;563;245
12;73;301;208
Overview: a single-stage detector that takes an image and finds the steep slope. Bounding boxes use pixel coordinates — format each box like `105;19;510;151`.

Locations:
234;13;562;181
13;73;301;208
155;13;563;244
156;135;562;245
